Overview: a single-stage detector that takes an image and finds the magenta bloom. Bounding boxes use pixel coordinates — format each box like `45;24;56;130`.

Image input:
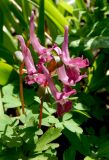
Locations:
30;11;54;62
41;64;76;116
17;35;36;75
56;26;89;86
61;26;89;68
57;65;75;86
30;11;46;55
56;101;72;116
17;12;89;116
17;35;46;86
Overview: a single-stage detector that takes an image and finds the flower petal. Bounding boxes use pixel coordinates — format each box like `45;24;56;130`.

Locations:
56;100;72;116
62;26;70;61
66;66;80;82
57;65;75;86
41;64;76;101
30;11;45;55
41;63;60;100
17;35;36;74
25;73;46;86
69;56;89;68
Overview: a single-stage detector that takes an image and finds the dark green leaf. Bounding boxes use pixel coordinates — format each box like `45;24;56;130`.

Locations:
98;141;109;158
63;146;76;160
37;0;45;45
86;36;109;49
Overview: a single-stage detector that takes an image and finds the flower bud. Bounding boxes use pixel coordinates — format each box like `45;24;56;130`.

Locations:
14;51;24;63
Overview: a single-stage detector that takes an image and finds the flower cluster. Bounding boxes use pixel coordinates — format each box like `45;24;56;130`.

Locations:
17;11;89;116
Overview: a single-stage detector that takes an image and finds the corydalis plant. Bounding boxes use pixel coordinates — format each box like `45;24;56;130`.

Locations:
16;11;89;117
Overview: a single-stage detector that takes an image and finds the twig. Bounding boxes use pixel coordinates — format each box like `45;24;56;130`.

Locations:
19;39;30;114
38;97;43;128
19;61;25;114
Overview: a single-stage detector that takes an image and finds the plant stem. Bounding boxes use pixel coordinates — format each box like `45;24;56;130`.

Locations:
19;39;30;114
19;61;25;114
38;97;43;128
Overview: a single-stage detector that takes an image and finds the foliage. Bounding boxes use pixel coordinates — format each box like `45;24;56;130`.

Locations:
0;0;109;159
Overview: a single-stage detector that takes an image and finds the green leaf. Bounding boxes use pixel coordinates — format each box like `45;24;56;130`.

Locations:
86;19;109;38
85;36;109;49
0;9;3;43
36;127;62;152
29;154;57;160
55;35;64;45
89;75;109;92
0;44;14;64
29;155;48;160
43;102;56;115
3;26;17;52
0;62;17;85
78;93;96;107
37;0;45;45
8;1;28;29
24;88;36;106
64;130;91;156
2;82;37;109
62;113;72;121
1;126;23;148
73;103;88;110
75;0;87;11
63;146;76;160
98;141;109;158
70;39;81;48
0;149;19;160
75;0;91;23
63;119;83;134
44;0;68;30
73;110;91;118
87;54;108;92
84;156;95;160
48;115;60;124
58;1;73;14
55;122;64;130
27;0;68;33
37;143;59;152
0;114;12;131
0;0;22;33
2;82;21;108
0;88;4;115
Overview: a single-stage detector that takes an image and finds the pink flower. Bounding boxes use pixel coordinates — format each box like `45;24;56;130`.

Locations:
61;26;89;68
57;101;72;116
17;12;89;116
17;35;46;86
25;73;46;86
41;64;76;116
17;35;36;75
57;65;75;86
30;11;53;62
56;26;89;86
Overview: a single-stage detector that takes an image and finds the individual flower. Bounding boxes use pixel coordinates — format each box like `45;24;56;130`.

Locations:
30;11;55;62
56;101;72;116
61;26;89;68
57;65;75;86
55;26;89;86
17;35;46;86
41;63;76;116
17;35;37;75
